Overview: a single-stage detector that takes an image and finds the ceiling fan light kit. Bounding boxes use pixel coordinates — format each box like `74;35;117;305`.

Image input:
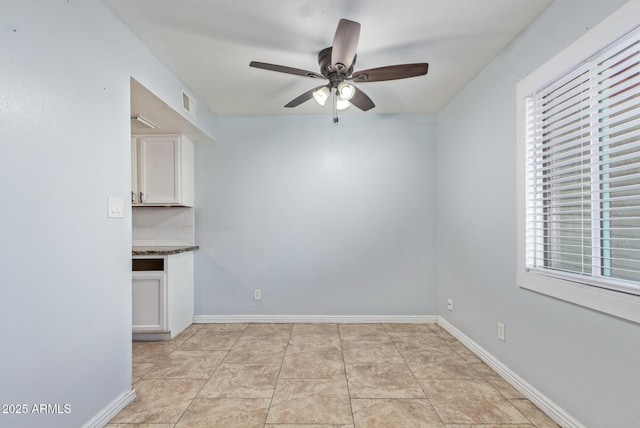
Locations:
249;18;429;123
337;82;355;100
312;86;331;106
336;97;352;111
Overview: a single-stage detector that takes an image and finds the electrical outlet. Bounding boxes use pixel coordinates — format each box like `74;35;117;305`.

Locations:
253;289;262;301
497;322;506;341
447;298;453;311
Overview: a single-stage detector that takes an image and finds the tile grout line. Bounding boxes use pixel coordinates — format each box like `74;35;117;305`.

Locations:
173;324;228;427
170;322;245;427
131;324;202;427
263;323;293;427
382;323;448;427
427;325;537;427
338;323;357;428
134;325;197;385
439;329;535;425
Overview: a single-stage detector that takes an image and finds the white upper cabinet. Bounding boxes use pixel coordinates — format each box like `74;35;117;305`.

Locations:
131;135;194;207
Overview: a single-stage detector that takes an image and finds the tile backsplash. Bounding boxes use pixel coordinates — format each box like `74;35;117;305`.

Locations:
132;207;194;246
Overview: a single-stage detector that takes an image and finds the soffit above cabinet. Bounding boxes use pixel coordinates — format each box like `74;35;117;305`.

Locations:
131;78;211;143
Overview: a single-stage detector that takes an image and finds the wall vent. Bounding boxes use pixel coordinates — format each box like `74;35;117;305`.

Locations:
181;88;197;119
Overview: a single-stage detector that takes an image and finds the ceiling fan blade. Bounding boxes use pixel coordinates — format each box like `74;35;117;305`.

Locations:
331;19;361;72
250;61;325;79
349;86;375;111
284;85;326;108
352;63;429;82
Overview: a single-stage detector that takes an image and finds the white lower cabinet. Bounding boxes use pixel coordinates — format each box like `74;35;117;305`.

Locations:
132;272;167;333
132;252;194;340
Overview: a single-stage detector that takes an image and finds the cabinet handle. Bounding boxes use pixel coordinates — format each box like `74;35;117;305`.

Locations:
140;192;146;203
131;191;136;204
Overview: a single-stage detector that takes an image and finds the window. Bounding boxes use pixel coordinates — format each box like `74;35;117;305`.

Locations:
517;1;640;324
526;27;640;295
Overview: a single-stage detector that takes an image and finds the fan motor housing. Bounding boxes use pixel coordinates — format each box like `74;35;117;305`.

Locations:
318;47;356;79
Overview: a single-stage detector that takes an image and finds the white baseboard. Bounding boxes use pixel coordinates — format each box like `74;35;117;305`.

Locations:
81;388;136;428
437;316;584;428
193;314;437;324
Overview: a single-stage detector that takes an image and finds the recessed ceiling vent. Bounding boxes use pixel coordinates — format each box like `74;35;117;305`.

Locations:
181;88;197;119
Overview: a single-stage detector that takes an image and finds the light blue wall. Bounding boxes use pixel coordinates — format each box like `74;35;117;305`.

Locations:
4;0;639;426
195;114;437;316
436;0;640;426
0;1;215;427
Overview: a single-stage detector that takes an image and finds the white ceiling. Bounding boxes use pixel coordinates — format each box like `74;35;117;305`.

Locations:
103;0;554;116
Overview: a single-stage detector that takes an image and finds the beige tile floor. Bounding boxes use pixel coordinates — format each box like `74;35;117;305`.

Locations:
107;323;559;428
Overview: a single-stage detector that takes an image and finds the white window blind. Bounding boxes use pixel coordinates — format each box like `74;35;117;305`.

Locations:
525;25;640;296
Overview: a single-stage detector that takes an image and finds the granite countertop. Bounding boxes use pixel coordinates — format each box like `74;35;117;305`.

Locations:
132;245;199;256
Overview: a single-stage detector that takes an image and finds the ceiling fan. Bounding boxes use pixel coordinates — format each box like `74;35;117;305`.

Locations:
249;19;428;122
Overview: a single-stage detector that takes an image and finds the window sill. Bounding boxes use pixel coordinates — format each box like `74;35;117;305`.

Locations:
517;272;640;325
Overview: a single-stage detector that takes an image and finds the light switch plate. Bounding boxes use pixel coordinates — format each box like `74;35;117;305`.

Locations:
108;196;124;218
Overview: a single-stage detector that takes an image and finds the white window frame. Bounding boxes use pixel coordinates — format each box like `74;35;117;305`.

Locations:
516;0;640;325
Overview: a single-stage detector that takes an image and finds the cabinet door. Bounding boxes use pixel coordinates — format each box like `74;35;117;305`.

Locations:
132;272;167;333
138;136;181;205
131;137;139;205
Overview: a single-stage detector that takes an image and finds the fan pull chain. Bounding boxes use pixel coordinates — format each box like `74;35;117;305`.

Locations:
333;88;339;124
